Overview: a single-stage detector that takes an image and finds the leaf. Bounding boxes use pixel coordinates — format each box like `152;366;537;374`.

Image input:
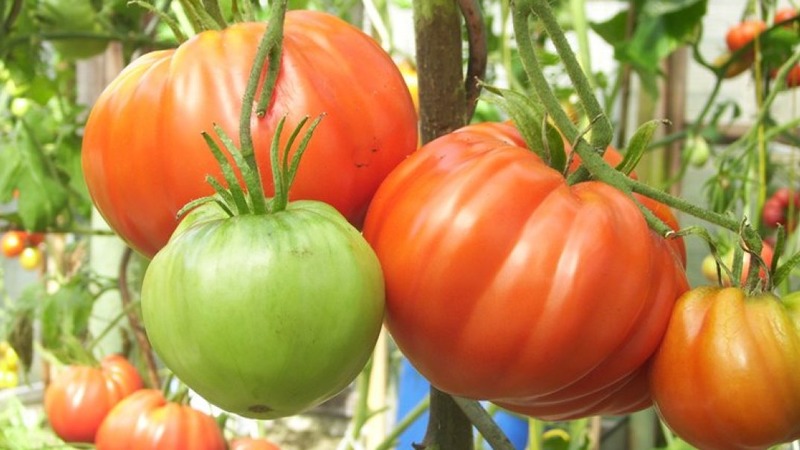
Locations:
40;281;95;353
14;121;69;230
618;119;669;175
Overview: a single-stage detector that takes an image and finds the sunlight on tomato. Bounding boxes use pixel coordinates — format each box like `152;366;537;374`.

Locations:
18;247;42;271
1;231;26;258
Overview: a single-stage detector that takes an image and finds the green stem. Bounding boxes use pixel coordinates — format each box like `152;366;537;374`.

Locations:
525;0;612;149
569;0;595;89
374;395;431;450
452;397;516;450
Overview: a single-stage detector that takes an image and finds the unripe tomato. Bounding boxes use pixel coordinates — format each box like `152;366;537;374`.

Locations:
44;355;143;443
1;231;26;258
95;389;226;450
18;247;42;271
726;20;767;52
650;287;800;450
142;201;385;419
700;242;774;287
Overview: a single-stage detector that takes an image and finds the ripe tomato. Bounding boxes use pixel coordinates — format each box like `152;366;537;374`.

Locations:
81;11;418;258
141;200;385;419
763;187;800;229
18;246;43;271
362;122;688;420
230;438;281;450
726;20;767;53
44;354;143;443
776;7;798;26
1;231;26;258
649;287;800;450
95;389;226;450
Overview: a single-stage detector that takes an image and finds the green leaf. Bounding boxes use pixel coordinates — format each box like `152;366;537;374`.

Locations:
15;121;69;230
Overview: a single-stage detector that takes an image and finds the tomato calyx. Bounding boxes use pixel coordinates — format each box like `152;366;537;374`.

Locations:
176;0;323;221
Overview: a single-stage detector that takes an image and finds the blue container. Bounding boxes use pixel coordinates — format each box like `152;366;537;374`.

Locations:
395;359;529;449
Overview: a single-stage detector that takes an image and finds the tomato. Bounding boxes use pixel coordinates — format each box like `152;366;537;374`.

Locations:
776;7;798;26
763;187;800;229
713;51;754;78
18;246;43;271
44;354;143;443
95;389;226;450
81;11;418;258
726;20;767;53
362;122;688;420
700;241;774;287
649;287;800;450
230;438;281;450
1;231;26;258
37;0;109;59
141;200;385;419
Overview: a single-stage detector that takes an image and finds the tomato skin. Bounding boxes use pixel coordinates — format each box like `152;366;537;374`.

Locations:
701;242;774;286
649;287;800;450
1;231;26;258
141;201;385;419
726;20;767;53
44;355;143;443
81;11;417;258
95;389;226;450
230;438;281;450
18;246;43;271
362;122;688;420
776;7;798;26
763;187;800;229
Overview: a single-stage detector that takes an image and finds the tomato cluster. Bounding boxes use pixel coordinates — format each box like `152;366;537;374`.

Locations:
1;230;45;270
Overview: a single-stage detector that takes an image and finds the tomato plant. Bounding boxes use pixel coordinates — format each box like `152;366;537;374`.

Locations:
1;231;26;258
362;122;688;420
230;437;281;450
44;354;143;443
776;7;798;26
94;389;226;450
726;20;767;52
36;0;109;59
81;10;418;258
649;287;800;450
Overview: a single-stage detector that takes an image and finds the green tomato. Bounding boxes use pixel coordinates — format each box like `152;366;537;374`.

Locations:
141;200;385;419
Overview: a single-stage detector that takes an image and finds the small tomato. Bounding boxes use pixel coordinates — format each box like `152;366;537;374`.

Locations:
1;231;26;258
700;242;774;287
230;438;281;450
18;247;43;271
726;20;767;53
649;287;800;450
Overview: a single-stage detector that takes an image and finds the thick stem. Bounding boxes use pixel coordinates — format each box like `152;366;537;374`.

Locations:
118;247;160;388
458;0;487;120
452;397;516;450
414;1;474;448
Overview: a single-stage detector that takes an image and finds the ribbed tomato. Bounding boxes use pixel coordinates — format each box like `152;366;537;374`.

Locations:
44;354;143;443
650;287;800;450
81;10;417;258
94;389;226;450
362;122;688;420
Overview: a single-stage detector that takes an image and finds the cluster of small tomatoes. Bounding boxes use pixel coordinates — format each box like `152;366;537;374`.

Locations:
0;341;19;389
0;230;45;271
44;354;280;449
723;7;800;83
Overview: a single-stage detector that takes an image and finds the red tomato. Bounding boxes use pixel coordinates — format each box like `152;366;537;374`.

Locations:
44;354;143;443
726;20;767;52
26;232;45;246
776;7;798;25
362;122;688;420
230;438;281;450
81;11;418;258
649;287;800;450
1;231;26;258
95;389;226;450
763;187;800;229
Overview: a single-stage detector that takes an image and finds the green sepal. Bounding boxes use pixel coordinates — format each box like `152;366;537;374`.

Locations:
482;85;566;172
617;119;668;176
